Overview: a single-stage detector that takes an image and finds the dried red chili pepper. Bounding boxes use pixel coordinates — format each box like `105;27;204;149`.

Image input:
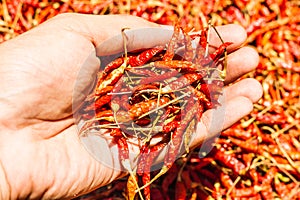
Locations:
213;148;246;175
162;165;179;196
181;169;192;190
175;180;186;200
139;69;179;85
221;124;252;140
150;187;165;200
128;46;164;67
141;142;167;200
220;172;233;189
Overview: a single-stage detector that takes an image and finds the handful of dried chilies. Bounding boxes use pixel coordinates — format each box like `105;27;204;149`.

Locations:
78;23;230;200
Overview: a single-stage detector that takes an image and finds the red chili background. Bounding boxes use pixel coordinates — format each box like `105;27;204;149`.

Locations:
1;0;299;199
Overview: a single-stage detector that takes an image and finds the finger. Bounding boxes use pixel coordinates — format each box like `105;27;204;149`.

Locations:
225;46;259;83
221;96;254;129
190;96;253;148
224;78;263;103
190;76;263;148
21;14;168;110
46;13;173;56
97;27;173;56
72;53;101;110
200;77;262;136
47;13;159;43
189;24;247;51
208;24;247;51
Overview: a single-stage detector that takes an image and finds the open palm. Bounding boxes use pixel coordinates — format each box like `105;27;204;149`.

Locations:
0;14;262;199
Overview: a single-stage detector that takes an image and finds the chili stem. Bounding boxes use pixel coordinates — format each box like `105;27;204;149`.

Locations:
138;92;191;119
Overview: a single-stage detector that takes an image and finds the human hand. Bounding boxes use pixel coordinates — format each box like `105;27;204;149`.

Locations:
0;13;262;199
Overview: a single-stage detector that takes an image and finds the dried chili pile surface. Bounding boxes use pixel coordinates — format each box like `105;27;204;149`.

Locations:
1;0;299;199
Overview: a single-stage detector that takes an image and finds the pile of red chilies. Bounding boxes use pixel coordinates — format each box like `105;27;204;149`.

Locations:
79;23;231;200
1;0;299;199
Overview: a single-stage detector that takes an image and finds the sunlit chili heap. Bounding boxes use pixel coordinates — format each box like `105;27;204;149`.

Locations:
0;0;299;199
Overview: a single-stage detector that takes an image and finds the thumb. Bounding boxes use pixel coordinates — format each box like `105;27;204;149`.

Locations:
46;13;173;55
37;14;174;109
